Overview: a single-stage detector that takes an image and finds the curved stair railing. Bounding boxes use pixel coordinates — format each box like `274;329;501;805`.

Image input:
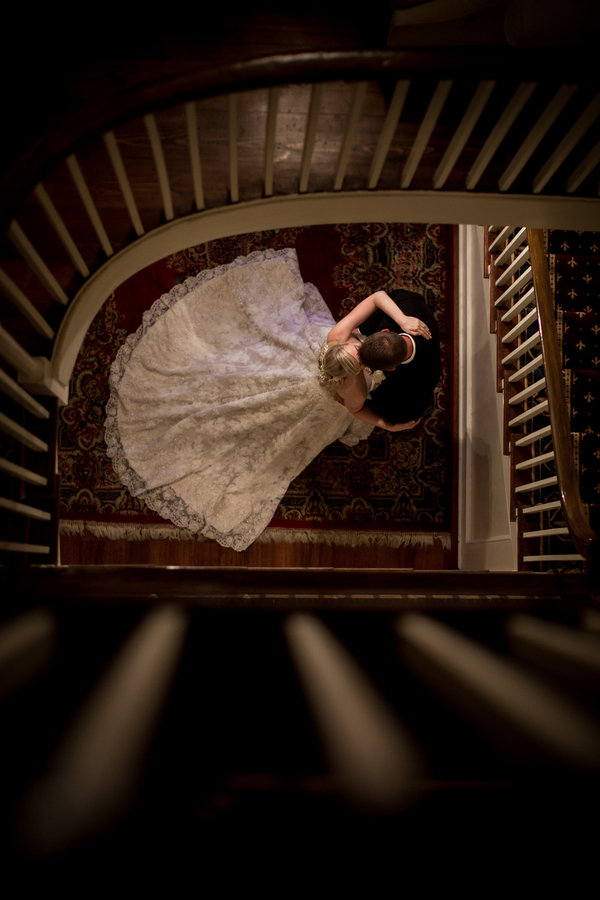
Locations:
1;51;600;564
487;225;599;574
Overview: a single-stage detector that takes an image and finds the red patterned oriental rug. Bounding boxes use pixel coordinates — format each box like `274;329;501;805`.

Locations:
59;223;456;548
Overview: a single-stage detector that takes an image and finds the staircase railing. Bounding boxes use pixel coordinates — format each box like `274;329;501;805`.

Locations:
1;49;600;565
487;225;599;574
528;229;599;568
0;274;59;564
3;49;599;230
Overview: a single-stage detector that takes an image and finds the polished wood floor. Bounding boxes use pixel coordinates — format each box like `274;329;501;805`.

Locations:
60;533;453;568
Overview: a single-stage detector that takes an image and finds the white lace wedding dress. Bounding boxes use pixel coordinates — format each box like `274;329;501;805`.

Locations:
104;248;373;550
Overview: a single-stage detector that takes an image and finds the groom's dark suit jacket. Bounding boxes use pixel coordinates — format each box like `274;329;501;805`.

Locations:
360;289;441;424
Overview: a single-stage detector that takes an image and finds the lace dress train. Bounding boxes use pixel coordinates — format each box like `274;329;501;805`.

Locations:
104;248;372;551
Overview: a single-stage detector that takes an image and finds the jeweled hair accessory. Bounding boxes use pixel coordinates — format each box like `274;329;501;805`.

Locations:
318;343;347;388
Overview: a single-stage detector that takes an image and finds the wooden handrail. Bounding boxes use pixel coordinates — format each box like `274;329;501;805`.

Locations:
0;566;595;608
527;228;600;573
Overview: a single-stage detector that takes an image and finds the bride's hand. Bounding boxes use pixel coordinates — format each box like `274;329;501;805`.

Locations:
383;417;422;432
400;316;431;339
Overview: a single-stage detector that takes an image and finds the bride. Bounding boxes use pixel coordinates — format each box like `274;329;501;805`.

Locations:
105;247;430;551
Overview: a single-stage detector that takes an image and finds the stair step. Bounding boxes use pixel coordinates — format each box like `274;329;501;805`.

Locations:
495;265;532;307
523;554;585;562
501;285;535;323
522;527;569;538
488;225;514;252
0;496;52;521
515;475;558;493
509;399;548;427
495;226;527;266
521;500;561;514
508;353;543;382
0;458;49;487
515;451;555;470
509;377;546;405
502;331;541;366
502;307;538;343
0;540;51;554
495;245;530;287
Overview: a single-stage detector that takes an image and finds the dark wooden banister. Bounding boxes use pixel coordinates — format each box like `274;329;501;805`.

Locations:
527;227;600;574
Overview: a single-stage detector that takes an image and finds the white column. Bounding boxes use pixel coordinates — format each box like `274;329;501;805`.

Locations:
458;224;517;570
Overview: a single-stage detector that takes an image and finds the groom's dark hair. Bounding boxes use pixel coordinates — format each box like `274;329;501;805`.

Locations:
358;331;408;370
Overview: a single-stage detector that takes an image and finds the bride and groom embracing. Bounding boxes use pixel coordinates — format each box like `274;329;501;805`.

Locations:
319;287;441;433
106;248;442;550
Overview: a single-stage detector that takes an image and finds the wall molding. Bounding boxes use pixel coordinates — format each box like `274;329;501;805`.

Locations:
458;223;517;571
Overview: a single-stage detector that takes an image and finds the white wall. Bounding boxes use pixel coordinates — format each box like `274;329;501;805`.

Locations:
458;224;517;570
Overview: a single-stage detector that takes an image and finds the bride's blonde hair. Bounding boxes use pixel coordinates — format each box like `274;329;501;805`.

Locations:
318;341;362;391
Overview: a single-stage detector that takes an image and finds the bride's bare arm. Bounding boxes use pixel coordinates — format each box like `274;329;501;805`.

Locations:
335;390;421;432
327;290;431;344
348;404;421;432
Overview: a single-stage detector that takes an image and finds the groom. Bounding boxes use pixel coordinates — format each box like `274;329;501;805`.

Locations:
358;288;441;426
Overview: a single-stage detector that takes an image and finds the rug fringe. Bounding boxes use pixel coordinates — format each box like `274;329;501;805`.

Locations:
255;529;450;548
59;520;450;549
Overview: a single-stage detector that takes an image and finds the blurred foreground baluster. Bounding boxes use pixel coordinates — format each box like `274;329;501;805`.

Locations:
16;605;188;857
